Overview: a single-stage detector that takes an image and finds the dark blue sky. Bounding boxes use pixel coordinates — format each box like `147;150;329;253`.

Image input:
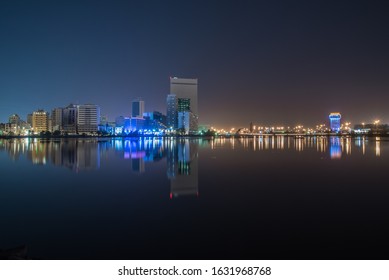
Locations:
1;0;389;127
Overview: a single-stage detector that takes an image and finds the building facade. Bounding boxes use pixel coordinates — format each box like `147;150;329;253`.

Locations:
123;117;145;133
62;104;78;134
166;94;178;129
132;98;145;118
329;113;341;132
32;110;48;133
170;77;198;116
143;111;167;131
168;77;198;133
51;108;63;132
178;111;198;135
77;104;100;134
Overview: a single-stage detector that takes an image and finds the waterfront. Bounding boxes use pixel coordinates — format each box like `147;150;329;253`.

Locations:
0;136;388;259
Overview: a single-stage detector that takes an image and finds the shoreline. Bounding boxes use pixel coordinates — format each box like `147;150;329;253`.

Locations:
0;133;388;140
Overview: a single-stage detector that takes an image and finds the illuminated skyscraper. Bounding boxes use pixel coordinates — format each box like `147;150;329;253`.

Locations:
166;94;178;129
62;104;78;134
168;77;198;133
170;77;198;115
178;111;198;134
77;104;100;134
329;113;341;132
32;110;48;133
178;98;190;112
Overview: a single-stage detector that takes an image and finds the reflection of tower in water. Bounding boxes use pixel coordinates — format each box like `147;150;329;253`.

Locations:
123;140;146;173
59;140;100;171
27;140;48;165
330;137;342;159
76;141;100;171
167;139;199;198
132;157;145;173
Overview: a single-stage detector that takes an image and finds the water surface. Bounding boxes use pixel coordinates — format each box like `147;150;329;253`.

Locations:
0;136;388;259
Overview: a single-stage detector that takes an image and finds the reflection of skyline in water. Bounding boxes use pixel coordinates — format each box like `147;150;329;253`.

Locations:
0;138;100;171
0;136;384;199
0;136;384;168
1;136;388;260
0;137;200;199
0;136;384;164
209;136;382;160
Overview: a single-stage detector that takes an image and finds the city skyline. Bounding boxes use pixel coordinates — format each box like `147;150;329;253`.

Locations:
0;94;386;131
0;89;387;129
1;1;389;127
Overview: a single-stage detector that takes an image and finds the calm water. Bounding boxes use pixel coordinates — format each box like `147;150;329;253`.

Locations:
0;136;388;259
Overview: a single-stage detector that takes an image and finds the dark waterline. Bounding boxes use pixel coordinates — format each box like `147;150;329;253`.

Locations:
0;136;388;260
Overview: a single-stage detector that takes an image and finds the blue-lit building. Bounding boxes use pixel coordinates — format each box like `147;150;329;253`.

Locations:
123;117;145;133
115;116;125;127
98;121;118;135
143;111;167;131
329;113;341;132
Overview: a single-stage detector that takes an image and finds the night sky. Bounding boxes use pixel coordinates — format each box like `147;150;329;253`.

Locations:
1;0;388;128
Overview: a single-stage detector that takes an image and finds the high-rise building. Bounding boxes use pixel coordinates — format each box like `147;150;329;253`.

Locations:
62;104;78;134
166;94;178;129
132;98;145;118
178;98;191;112
170;77;198;116
77;104;100;134
329;113;341;132
32;110;48;133
168;77;198;133
177;96;198;133
51;108;63;132
178;111;198;135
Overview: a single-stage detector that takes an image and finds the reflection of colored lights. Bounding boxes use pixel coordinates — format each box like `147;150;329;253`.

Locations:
376;137;380;157
330;137;342;159
131;151;146;159
330;146;342;159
